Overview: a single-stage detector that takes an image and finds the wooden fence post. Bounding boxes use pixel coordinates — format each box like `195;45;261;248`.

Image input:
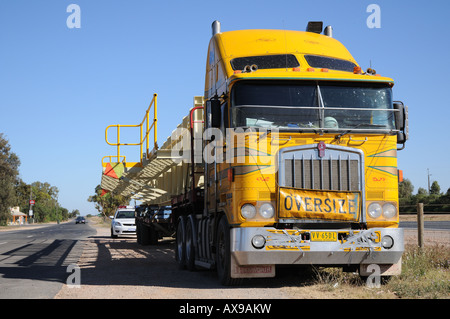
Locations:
417;203;424;248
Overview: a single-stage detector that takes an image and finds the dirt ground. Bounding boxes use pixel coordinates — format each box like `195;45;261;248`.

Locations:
55;215;449;299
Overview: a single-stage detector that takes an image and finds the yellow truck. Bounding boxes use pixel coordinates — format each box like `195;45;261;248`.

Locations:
101;21;408;285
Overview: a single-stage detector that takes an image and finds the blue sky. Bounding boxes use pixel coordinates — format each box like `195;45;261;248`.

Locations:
0;0;449;215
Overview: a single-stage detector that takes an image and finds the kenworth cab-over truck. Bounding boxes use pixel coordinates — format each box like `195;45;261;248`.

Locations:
100;21;408;285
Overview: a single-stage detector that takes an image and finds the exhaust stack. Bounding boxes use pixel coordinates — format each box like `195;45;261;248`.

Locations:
212;20;221;36
324;25;333;37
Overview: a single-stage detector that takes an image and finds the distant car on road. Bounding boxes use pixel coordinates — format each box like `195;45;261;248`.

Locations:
110;206;136;238
75;216;86;224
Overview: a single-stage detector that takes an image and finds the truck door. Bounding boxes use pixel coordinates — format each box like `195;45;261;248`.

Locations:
204;99;222;215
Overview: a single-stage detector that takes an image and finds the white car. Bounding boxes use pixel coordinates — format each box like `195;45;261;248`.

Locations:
110;206;136;238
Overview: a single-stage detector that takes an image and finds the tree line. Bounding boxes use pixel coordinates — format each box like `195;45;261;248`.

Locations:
399;178;450;212
0;133;78;225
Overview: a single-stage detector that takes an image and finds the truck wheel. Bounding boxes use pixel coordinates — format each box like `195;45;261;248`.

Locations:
111;228;118;239
136;222;141;244
185;215;196;271
149;225;159;245
140;224;151;245
216;215;242;286
175;216;186;269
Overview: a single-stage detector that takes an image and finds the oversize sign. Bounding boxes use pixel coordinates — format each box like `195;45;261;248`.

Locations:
279;187;361;221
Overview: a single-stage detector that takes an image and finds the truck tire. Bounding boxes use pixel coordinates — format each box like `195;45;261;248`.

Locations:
185;215;196;271
216;215;242;286
136;222;141;244
140;223;151;245
149;225;159;245
175;216;186;269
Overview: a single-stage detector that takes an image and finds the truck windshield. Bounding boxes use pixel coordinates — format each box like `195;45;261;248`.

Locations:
230;81;395;132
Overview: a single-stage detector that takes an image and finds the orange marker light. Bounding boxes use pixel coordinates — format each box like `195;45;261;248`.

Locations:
353;66;362;74
398;169;403;183
307;68;315;72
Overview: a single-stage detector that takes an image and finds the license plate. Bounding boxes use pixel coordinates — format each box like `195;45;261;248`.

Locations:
128;227;136;231
311;231;337;242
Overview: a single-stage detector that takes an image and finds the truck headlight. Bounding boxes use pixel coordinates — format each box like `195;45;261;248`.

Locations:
241;204;256;219
367;202;382;219
367;202;398;220
259;203;274;219
382;203;397;219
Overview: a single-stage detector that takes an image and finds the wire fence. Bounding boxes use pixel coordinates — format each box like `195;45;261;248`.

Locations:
400;203;450;213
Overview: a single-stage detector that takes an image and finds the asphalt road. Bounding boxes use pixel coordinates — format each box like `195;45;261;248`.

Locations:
0;221;96;299
400;220;450;231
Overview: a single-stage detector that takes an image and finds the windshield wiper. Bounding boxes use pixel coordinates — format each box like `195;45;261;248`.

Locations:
333;123;386;141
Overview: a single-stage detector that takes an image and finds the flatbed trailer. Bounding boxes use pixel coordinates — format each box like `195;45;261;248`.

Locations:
135;205;174;245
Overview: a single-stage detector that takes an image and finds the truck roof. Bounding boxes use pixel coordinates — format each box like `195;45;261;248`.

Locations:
217;29;355;62
210;29;393;85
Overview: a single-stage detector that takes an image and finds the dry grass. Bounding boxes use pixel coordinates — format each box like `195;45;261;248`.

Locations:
88;216;111;228
387;244;450;298
313;244;450;299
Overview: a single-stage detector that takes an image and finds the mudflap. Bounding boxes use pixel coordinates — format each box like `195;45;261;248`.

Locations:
230;254;275;278
359;257;402;276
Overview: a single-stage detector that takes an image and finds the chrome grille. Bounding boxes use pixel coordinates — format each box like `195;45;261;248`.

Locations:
279;144;363;192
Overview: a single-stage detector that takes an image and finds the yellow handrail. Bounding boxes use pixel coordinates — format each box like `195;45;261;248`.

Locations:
102;155;126;166
103;93;158;167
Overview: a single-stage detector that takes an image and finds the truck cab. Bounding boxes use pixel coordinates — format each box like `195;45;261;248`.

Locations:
199;21;408;284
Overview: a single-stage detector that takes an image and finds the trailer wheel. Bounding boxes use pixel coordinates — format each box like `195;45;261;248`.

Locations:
185;215;196;271
216;215;242;286
140;223;151;245
149;225;159;245
136;222;141;244
175;216;186;269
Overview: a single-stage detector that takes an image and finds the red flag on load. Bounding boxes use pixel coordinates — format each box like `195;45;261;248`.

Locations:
104;162;124;179
100;189;109;197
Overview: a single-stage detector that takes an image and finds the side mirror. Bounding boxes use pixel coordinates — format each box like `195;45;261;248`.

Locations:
109;216;114;219
393;101;409;148
206;99;221;128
